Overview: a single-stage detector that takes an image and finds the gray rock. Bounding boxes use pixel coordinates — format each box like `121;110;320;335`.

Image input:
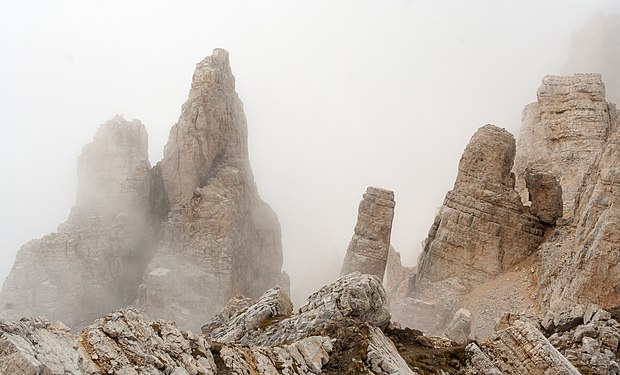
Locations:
443;308;472;345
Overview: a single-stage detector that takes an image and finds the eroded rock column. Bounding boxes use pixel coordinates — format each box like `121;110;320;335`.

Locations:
340;187;395;281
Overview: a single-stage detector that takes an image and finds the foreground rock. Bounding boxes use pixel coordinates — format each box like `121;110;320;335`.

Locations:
340;187;396;281
0;49;288;331
0;273;429;374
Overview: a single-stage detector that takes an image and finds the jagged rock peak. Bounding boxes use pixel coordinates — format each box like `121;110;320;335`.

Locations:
1;50;287;332
71;115;150;224
0;116;153;328
161;48;249;206
137;49;288;330
192;48;235;90
340;186;395;281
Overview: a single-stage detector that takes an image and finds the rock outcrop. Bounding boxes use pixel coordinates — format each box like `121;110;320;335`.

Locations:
340;187;395;281
416;125;544;287
137;49;288;331
0;49;287;332
516;75;620;312
206;272;390;347
0;116;153;328
443;308;471;345
0;273;430;374
393;74;620;342
392;125;546;335
514;74;616;222
481;317;581;374
524;168;563;224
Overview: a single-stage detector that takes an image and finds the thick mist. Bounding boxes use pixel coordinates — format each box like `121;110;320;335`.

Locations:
1;0;619;304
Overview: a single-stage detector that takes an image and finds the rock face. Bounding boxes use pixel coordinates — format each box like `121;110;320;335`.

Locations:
137;49;288;331
0;116;153;328
514;74;615;222
516;75;620;312
340;187;395;281
0;49;287;331
392;74;620;341
415;125;544;289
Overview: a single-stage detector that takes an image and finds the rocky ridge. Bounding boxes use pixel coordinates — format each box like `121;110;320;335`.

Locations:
0;49;287;331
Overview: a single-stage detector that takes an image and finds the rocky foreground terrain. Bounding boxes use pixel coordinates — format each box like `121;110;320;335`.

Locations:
2;46;620;373
5;271;619;374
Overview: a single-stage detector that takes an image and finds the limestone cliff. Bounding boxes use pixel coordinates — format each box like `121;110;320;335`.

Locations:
0;49;287;331
0;116;153;327
136;49;288;331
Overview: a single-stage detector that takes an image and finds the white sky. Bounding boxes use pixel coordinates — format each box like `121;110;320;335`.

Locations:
1;0;619;303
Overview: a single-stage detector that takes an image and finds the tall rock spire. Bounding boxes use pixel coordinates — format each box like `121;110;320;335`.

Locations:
137;49;288;330
0;49;288;331
340;187;395;281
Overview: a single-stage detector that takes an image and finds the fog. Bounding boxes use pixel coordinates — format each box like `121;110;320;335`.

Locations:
1;0;619;304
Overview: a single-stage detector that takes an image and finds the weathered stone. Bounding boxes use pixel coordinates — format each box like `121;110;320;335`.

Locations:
78;309;217;374
525;168;563;224
218;336;332;374
416;125;544;288
206;272;390;347
365;324;416;375
0;317;82;375
133;49;288;331
443;308;471;345
340;186;395;281
464;343;503;375
0;116;153;328
206;287;292;344
484;319;580;374
514;74;614;222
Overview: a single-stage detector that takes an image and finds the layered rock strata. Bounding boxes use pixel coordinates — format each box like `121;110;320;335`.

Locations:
0;116;153;327
0;49;287;331
415;125;545;289
481;317;581;374
340;187;395;281
515;74;620;312
514;74;616;222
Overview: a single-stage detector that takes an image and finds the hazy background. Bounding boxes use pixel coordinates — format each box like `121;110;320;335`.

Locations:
1;0;619;303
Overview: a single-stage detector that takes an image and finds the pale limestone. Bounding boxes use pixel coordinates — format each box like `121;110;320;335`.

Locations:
340;186;395;281
137;49;289;331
